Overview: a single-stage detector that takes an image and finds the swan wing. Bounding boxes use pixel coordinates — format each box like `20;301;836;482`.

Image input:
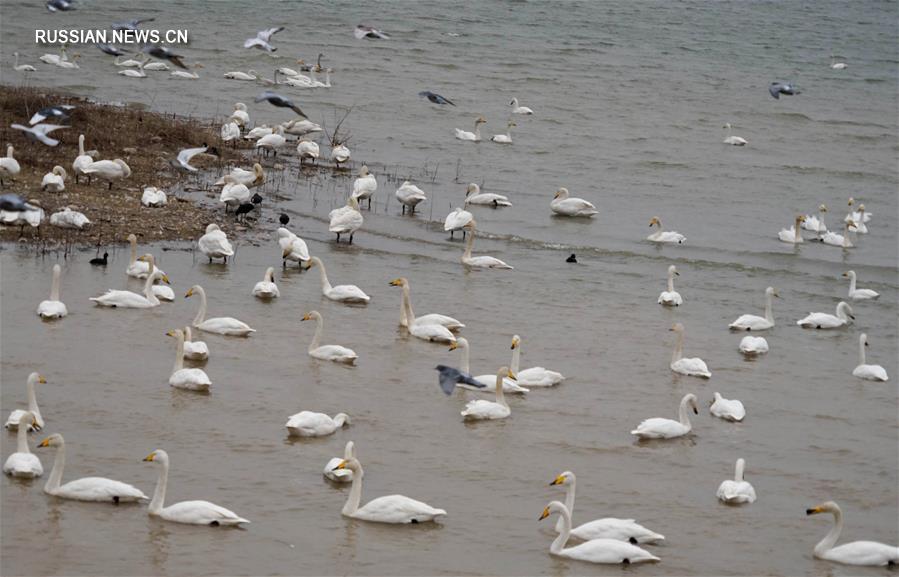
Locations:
729;314;767;330
169;368;211;390
853;364;889;381
671;358;711;377
461;400;510;419
38;300;68;318
822;542;899;566
197;317;254;335
90;290;153;308
797;313;841;328
354;495;446;523
570;518;665;544
415;313;464;330
3;453;43;477
310;345;357;363
716;480;756;503
55;477;147;502
710;398;745;421
516;367;564;387
658;291;683;305
631;417;686;438
328;284;370;303
198;232;234;256
409;321;455;343
286;411;336;436
473;375;529;393
444;208;473;231
560;539;660;564
160;500;249;525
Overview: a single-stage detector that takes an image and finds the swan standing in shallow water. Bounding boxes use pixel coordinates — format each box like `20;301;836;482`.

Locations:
647;217;685;244
329;196;364;243
330;144;351;167
550;187;598;217
843;271;878;300
539;501;660;564
198;224;234;263
631;393;698;439
510;335;564;387
37;264;67;319
778;215;806;244
450;338;528;393
510;97;533;114
286;411;349;437
352;165;377;209
852;334;888;381
304;257;370;303
324;441;354;483
38;434;147;503
716;458;756;504
186;285;255;336
722;123;747;146
461;366;517;420
444;207;473;238
709;392;745;421
729;287;778;330
5;373;46;431
658;265;682;306
332;450;446;523
143;450;249;526
301;311;357;364
549;471;665;543
182;326;209;361
669;323;711;378
252;267;279;299
13;52;36;72
278;227;309;268
388;279;456;343
3;411;42;478
395;181;427;214
461;222;513;269
797;301;854;329
739;336;769;355
90;267;169;308
454;116;486;141
389;278;464;332
806;501;898;566
166;329;211;391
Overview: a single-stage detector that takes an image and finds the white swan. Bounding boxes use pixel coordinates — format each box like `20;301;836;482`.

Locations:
143;449;249;526
669;323;710;378
843;271;878;300
539;501;660;564
301;311;357;364
90;268;169;308
38;434;147;503
391;280;455;343
41;165;66;192
332;451;446;523
255;125;286;157
395;181;427;214
198;224;234;263
852;333;888;381
37;264;67;319
0;144;21;185
141;186;167;207
647;217;685;244
186;285;255;336
220;121;240;143
228;103;250;127
631;393;698;439
806;501;898;566
142;60;169;71
464;183;512;207
71;135;93;184
549;471;665;543
324;440;354;483
330;144;351;166
658;265;682;306
118;63;147;78
50;207;91;230
283;118;323;136
454;116;486;141
510;335;564;387
13;52;36;72
253;267;279;299
5;373;46;431
716;458;756;504
709;392;745;421
278;228;309;268
219;176;251;210
0;200;43;230
181;326;209;361
297;140;320;165
551;187;598;217
739;336;769;355
171;70;199;79
722;123;747;146
389;277;464;332
510;97;533;115
82;159;131;189
305;256;370;304
803;204;828;235
450;337;528;393
285;411;349;437
166;329;211;391
328;196;364;243
3;411;43;478
830;56;848;70
138;254;173;302
125;234;165;278
114;54;148;67
778;215;806;244
845;198;872;224
223;70;257;81
215;163;263;187
821;221;854;248
797;301;854;329
461;366;517;420
351;165;377;209
729;286;778;330
490;121;516;144
444;207;473;238
461;222;513;269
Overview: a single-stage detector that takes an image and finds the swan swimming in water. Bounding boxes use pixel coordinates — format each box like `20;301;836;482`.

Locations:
5;373;46;431
90;266;169;308
490;121;516;144
285;411;349;437
38;434;147;503
37;264;67;319
669;323;711;378
716;458;756;504
324;441;355;483
539;501;660;564
301;311;357;364
709;392;745;422
657;265;682;306
351;165;377;210
304;256;370;304
461;221;513;269
388;279;456;343
777;215;805;244
647;217;685;244
806;501;898;566
550;187;598;217
729;286;778;331
739;336;769;355
143;449;249;526
797;301;854;329
252;267;279;299
509;335;564;387
450;338;528;393
821;221;855;248
461;366;518;420
549;471;665;543
852;333;888;382
3;411;43;478
842;271;878;300
328;196;364;244
182;326;209;361
389;277;464;332
454;116;486;141
802;204;828;236
166;329;212;391
510;97;533;114
631;393;698;439
186;285;254;336
464;183;512;207
722;123;747;146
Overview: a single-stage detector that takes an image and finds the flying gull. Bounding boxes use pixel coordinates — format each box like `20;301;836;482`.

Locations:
46;0;75;12
112;18;155;32
11;123;69;146
354;25;390;39
0;194;37;212
419;91;455;106
244;27;284;52
142;45;188;69
254;91;307;118
769;81;801;99
434;365;485;396
29;104;75;125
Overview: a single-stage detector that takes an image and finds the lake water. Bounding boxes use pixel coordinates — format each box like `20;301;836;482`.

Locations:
1;1;897;575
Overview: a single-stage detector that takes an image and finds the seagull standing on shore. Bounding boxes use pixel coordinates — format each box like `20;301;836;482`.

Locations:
244;27;284;52
254;91;307;118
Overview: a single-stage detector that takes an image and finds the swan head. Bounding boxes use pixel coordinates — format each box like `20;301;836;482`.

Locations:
553;187;569;200
52;165;67;178
511;335;520;350
388;277;408;287
649;216;661;227
795;215;806;224
136;253;155;266
806;501;839;516
549;471;574;486
510;98;518;106
17;411;38;431
127;233;137;244
448;337;467;351
836;301;854;320
845;219;857;229
498;366;516;381
860;333;868;347
143;449;169;464
668;265;679;276
669;322;685;333
359;165;370;177
184;285;201;299
252;163;264;178
302;256;321;271
539;501;568;521
301;311;321;322
842;270;855;279
475;116;486;125
858;203;865;212
28;372;47;386
465;183;480;197
38;433;64;448
332;457;361;472
165;328;184;339
205;223;221;234
847;197;854;206
348;196;361;210
723;123;732;129
766;286;779;298
343;441;355;459
818;204;827;212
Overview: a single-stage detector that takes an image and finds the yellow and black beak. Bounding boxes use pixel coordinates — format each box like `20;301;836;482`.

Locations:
282;248;291;258
538;506;551;521
161;274;171;285
143;453;156;462
38;437;51;448
806;506;822;516
331;459;347;471
506;369;517;381
38;375;47;384
448;342;459;351
549;474;565;486
184;288;194;298
388;279;402;286
301;313;312;321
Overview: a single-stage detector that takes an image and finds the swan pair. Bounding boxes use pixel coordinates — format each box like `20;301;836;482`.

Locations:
198;224;234;263
304;257;370;303
716;458;756;504
37;264;67;319
461;222;513;269
658;265;682;306
550;188;598;217
806;501;897;566
539;501;660;564
5;373;46;431
91;256;170;308
631;393;698;439
186;285;255;336
389;279;456;343
332;444;446;523
669;323;711;378
301;311;357;364
167;329;211;391
647;217;685;244
285;411;349;437
450;338;529;393
729;287;778;330
328;196;363;243
797;301;854;329
461;366;517;420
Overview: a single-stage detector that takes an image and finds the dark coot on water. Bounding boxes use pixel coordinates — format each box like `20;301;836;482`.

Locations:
279;213;289;226
566;254;577;263
90;252;109;266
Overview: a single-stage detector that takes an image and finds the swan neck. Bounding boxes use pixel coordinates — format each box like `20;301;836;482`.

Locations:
315;260;332;293
343;463;363;515
310;314;323;352
173;332;184;373
26;378;41;420
511;346;521;374
667;271;675;293
678;396;693;427
858;338;866;366
148;459;168;515
556;479;576;532
848;274;857;293
495;373;507;407
815;508;842;556
15;419;30;454
50;266;61;301
734;460;744;482
459;341;470;374
45;442;66;494
78;134;85;156
463;227;474;258
764;292;774;323
550;506;572;555
129;237;137;264
143;273;160;305
402;285;417;326
192;287;207;326
672;331;684;364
